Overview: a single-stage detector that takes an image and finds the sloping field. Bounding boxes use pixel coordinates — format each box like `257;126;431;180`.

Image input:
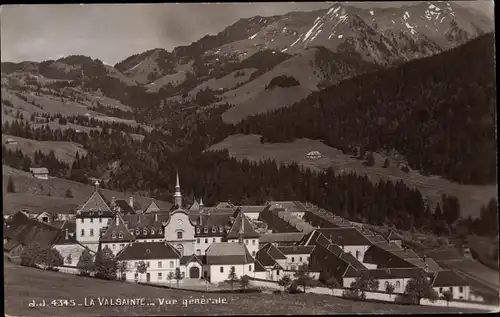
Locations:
146;71;188;92
2;134;87;165
187;68;258;99
207;134;497;218
4;258;480;316
2;165;172;215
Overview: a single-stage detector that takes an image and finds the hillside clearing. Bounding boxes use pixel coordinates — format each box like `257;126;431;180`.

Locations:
207;134;497;218
4;258;479;316
2;134;87;165
2;165;172;215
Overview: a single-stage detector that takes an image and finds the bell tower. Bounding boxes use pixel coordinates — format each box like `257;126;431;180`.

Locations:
174;171;182;208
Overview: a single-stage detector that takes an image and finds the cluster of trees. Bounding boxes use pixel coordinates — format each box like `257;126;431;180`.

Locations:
277;264;317;294
20;241;64;271
87;104;136;121
2;146;70;178
265;75;300;90
233;34;496;185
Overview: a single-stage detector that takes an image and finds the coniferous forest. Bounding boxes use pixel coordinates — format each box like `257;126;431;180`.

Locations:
233;34;496;185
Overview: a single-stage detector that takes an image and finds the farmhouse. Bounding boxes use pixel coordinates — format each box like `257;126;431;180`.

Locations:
342;267;427;294
305;150;322;160
29;167;49;180
5;138;17;145
431;270;470;300
205;242;254;283
277;245;314;270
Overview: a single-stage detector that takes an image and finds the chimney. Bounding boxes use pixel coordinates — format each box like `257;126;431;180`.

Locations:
199;197;204;207
129;196;134;208
65;228;68;240
115;216;119;226
154;213;158;222
94;180;99;191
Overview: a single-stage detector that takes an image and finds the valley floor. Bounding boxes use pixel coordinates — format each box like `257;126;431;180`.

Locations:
4;257;483;316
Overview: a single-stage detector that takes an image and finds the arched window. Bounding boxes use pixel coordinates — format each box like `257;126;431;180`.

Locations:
135;229;140;235
177;231;183;239
159;229;163;235
204;227;208;233
196;228;200;233
112;232;116;239
81;229;85;236
90;229;94;237
212;227;216;233
143;229;147;235
151;229;155;235
118;232;123;238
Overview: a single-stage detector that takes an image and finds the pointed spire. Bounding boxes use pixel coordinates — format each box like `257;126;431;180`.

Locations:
174;171;182;208
238;211;245;244
200;197;204;207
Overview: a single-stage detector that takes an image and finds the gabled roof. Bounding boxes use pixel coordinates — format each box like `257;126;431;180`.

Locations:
254;259;267;272
77;190;113;217
51;220;76;233
226;210;260;239
259;232;305;244
116;242;180;261
100;214;135;242
144;200;161;213
189;200;200;211
278;246;315;255
8;214;63;247
317;228;372;246
431;270;468;287
340;252;366;271
115;200;135;215
206;243;254;265
180;254;205;265
388;230;403;241
256;243;287;266
406;258;442;273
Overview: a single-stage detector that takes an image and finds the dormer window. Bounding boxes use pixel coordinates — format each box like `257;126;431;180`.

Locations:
146;249;151;254
158;229;163;235
204;227;208;233
99;210;103;215
90;210;94;216
143;229;147;235
135;229;140;235
219;226;223;233
197;228;200;233
212;227;216;233
151;229;155;235
112;232;116;239
118;232;123;239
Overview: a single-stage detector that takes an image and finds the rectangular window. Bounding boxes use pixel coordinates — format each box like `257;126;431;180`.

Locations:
158;273;162;280
291;257;295;262
277;270;280;275
213;238;216;243
112;244;116;249
252;240;256;245
439;287;443;293
99;218;102;223
147;262;150;268
158;261;162;268
245;240;249;245
459;287;463;293
135;273;138;280
120;243;124;247
81;219;84;223
177;231;183;239
300;257;302;262
205;238;208;243
249;265;252;272
197;238;200;243
170;261;174;268
220;267;224;273
90;218;93;223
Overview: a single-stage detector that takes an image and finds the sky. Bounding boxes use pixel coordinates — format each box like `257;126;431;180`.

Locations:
0;1;495;65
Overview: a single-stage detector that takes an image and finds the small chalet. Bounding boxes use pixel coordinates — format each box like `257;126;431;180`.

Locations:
30;167;49;180
205;242;255;283
5;138;17;145
431;270;471;300
305;151;322;160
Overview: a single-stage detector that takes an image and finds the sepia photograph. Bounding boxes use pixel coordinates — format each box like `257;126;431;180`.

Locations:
1;1;498;315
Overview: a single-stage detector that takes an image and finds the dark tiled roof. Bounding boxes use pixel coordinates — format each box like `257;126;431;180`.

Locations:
374;242;403;251
144;201;161;213
51;221;76;233
367;235;387;244
8;215;63;248
254;260;267;272
116;242;180;261
278;246;315;255
114;200;136;215
77;190;114;218
340;252;366;270
406;258;442;273
226;211;260;239
206;243;254;265
122;213;169;239
432;270;468;287
318;228;371;246
239;205;266;213
268;201;307;213
180;254;205;265
256;243;286;266
260;232;305;244
327;243;344;256
4;239;22;252
194;211;233;237
100;214;135;242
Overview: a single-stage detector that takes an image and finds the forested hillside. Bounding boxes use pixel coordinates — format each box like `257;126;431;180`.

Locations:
233;33;496;185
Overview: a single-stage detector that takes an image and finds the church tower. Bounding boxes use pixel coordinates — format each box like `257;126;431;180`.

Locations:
174;171;182;208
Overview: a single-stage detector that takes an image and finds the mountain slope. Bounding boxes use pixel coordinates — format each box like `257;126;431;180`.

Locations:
232;33;496;185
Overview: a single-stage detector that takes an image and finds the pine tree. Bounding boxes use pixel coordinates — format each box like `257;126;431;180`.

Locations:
6;176;15;193
227;266;238;289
